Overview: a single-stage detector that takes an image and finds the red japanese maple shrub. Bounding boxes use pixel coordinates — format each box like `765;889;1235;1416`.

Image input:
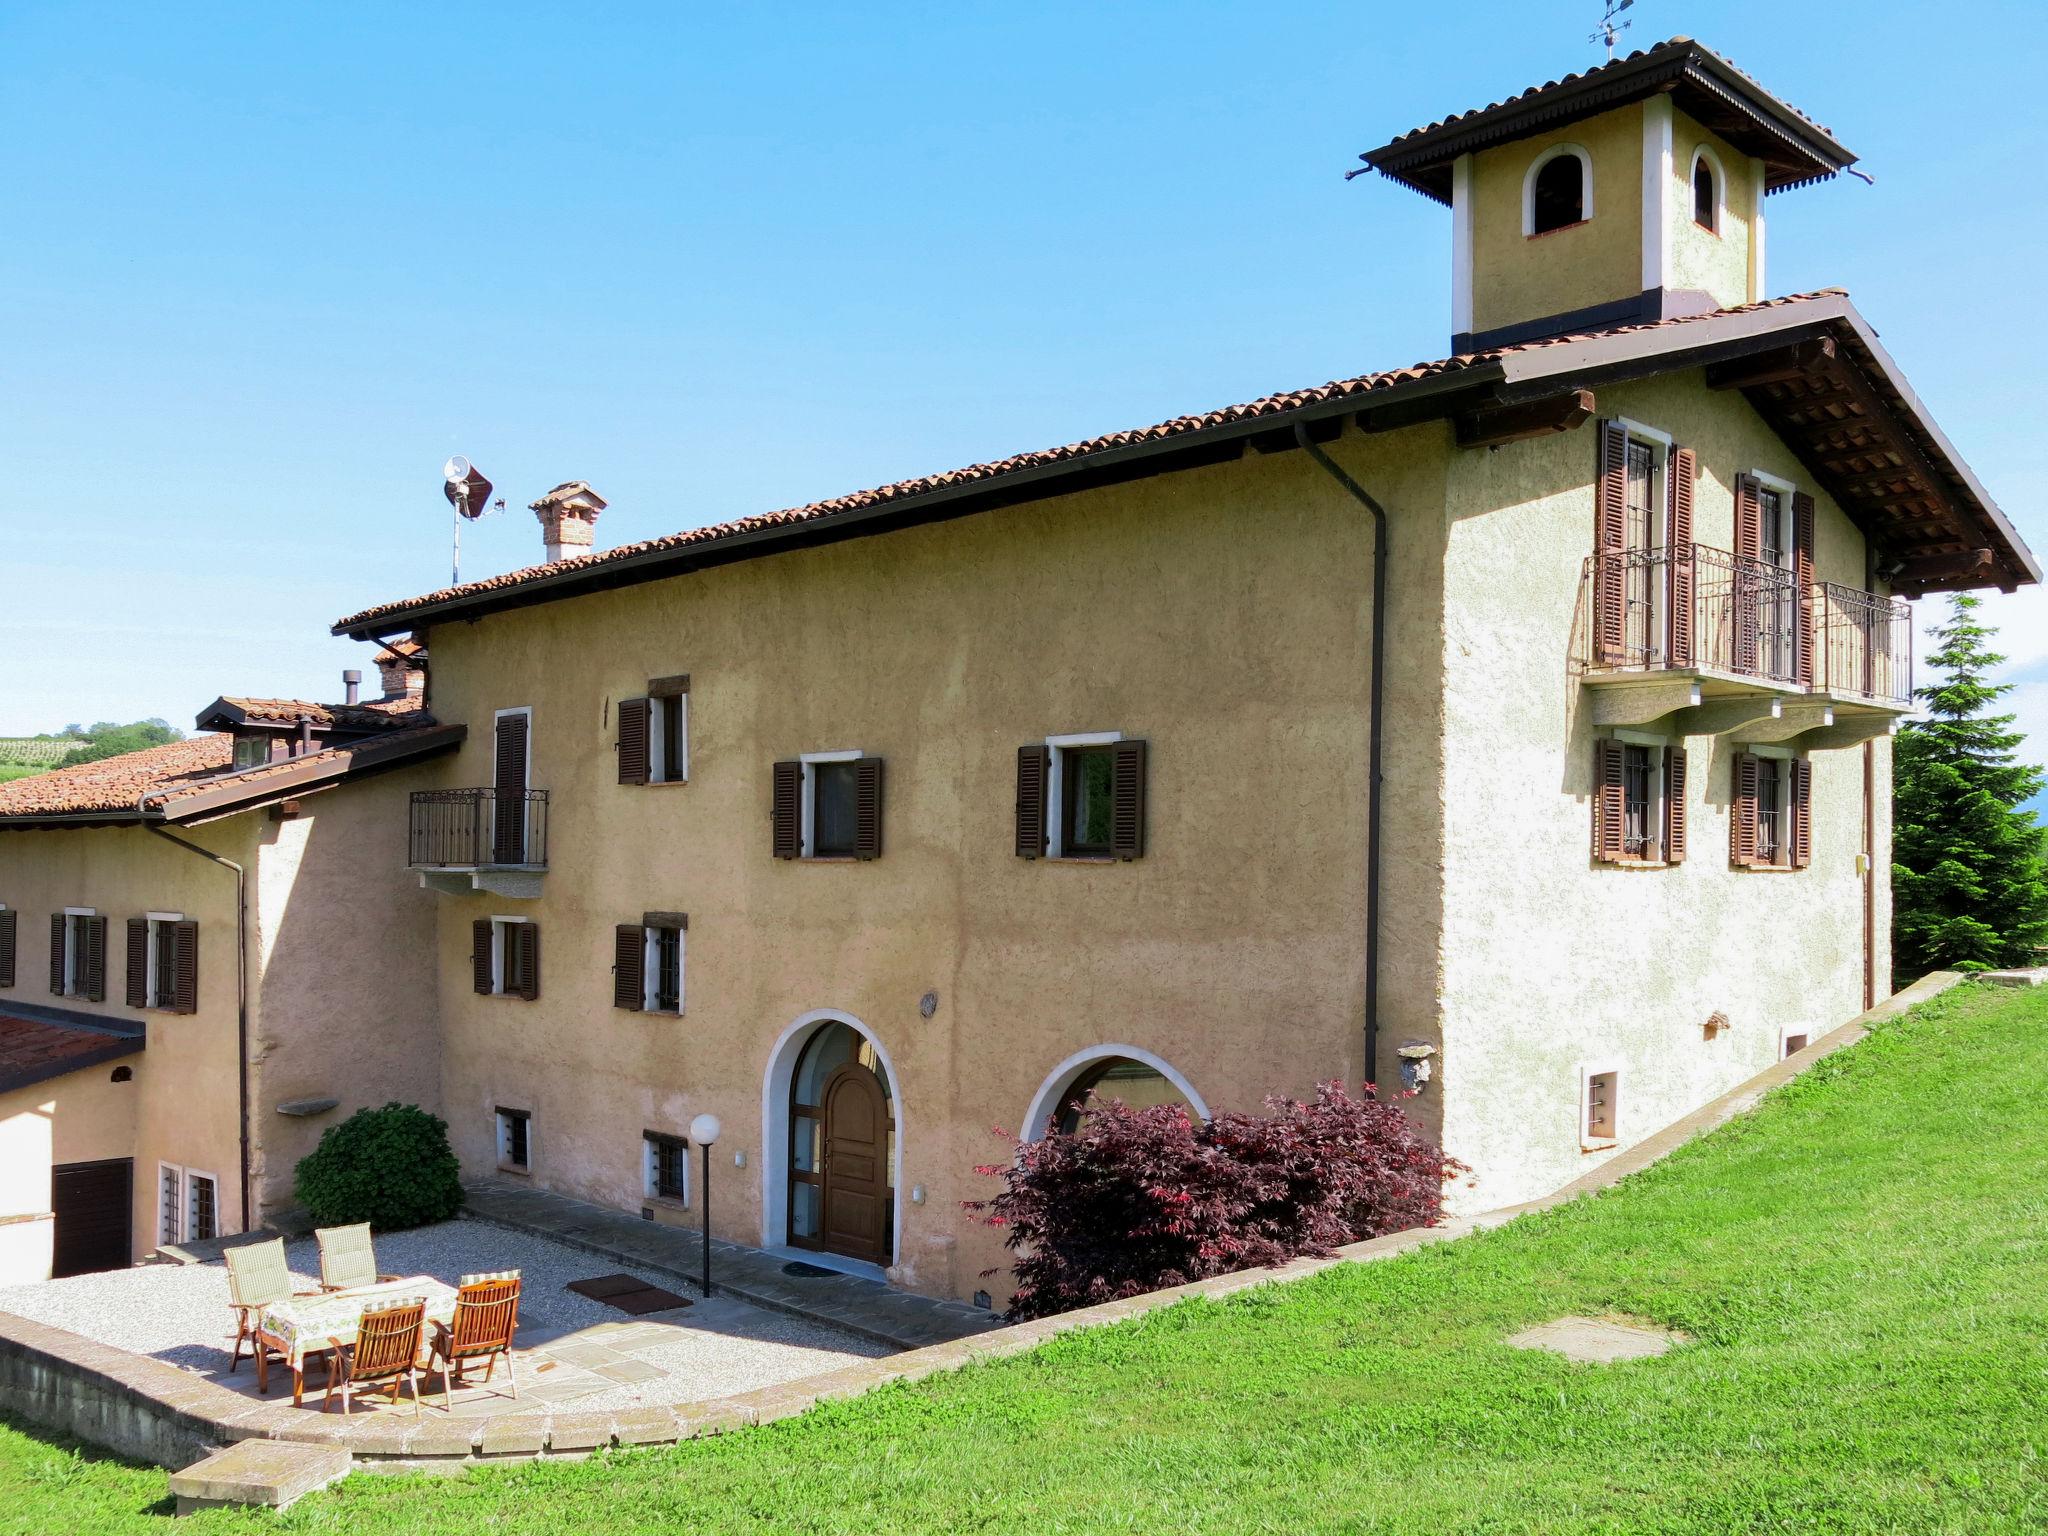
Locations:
972;1082;1461;1320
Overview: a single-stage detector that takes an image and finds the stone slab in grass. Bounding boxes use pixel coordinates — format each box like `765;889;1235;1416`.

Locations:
167;1440;351;1515
1505;1315;1686;1364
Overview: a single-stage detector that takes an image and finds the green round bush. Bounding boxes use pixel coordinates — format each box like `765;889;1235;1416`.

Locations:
295;1102;463;1230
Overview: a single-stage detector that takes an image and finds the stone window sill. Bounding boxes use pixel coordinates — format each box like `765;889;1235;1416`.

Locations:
496;1161;531;1177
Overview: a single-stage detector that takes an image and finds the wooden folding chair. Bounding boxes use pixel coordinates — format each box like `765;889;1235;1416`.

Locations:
428;1270;523;1408
324;1298;427;1417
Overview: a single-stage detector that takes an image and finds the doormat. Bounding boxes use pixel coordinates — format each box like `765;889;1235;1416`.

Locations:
781;1261;839;1279
566;1273;693;1314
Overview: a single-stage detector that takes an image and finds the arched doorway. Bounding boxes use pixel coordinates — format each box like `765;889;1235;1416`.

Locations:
1021;1045;1208;1141
773;1016;897;1265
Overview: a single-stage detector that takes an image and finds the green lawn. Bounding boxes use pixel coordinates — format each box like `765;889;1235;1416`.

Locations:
6;982;2046;1534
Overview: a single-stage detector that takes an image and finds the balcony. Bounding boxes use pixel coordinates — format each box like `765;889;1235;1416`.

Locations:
1575;545;1910;743
409;788;548;899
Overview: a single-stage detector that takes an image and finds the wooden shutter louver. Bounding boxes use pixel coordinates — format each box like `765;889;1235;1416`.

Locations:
0;909;15;989
49;914;64;996
1734;475;1763;561
771;760;802;859
617;697;651;786
1732;476;1763;674
171;920;198;1014
126;917;149;1009
514;922;540;1001
1593;421;1630;665
81;915;106;1002
493;713;529;864
854;757;885;861
1667;447;1696;668
1016;744;1050;859
1593;740;1626;862
1731;753;1760;867
1110;740;1147;860
1790;758;1813;869
471;918;494;995
613;924;645;1011
1664;746;1688;863
1792;491;1817;687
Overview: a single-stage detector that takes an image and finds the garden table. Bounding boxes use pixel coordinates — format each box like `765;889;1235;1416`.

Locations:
255;1276;459;1405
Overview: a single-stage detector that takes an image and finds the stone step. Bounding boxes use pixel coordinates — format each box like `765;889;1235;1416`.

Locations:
167;1440;352;1515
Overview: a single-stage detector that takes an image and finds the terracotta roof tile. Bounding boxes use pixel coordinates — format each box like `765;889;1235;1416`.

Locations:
214;695;426;730
0;1013;143;1095
334;292;1850;635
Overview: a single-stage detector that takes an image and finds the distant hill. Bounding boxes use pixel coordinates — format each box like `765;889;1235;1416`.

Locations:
0;720;182;781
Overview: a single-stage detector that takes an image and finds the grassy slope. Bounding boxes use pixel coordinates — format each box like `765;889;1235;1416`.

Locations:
4;983;2045;1534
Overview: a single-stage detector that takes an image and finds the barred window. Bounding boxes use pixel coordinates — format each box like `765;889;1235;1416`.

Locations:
644;1131;688;1203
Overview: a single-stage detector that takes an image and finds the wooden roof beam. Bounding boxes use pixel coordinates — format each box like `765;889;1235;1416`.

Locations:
1705;337;1837;391
1454;388;1595;449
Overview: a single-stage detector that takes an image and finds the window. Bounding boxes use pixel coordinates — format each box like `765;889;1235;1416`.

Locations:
1055;1056;1195;1137
158;1164;182;1244
644;1131;688;1204
1581;1066;1620;1149
54;909;104;1001
1018;733;1149;860
496;1107;532;1171
1593;736;1686;865
232;735;269;769
472;917;539;999
1732;751;1810;870
618;678;689;785
130;913;195;1013
1780;1026;1812;1059
1756;755;1786;865
773;752;885;860
0;904;14;989
649;923;683;1012
615;913;687;1013
1526;145;1590;235
186;1172;218;1242
1692;152;1719;232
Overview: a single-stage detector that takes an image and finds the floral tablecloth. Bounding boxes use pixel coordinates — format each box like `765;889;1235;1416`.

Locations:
258;1276;458;1367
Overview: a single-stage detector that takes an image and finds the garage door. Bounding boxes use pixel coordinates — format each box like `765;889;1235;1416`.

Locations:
51;1159;132;1278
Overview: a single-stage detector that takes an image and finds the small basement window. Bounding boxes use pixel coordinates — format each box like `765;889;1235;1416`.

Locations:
496;1107;532;1172
644;1131;688;1204
1780;1026;1812;1059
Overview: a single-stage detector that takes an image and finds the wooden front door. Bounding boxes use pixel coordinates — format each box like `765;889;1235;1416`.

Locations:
818;1063;890;1264
51;1158;132;1278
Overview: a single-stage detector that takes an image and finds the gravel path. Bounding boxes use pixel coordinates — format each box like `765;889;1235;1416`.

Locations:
0;1218;890;1413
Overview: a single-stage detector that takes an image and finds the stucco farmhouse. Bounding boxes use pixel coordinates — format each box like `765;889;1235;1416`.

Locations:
0;39;2034;1305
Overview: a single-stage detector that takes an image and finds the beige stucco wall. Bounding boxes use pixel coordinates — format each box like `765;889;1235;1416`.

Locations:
0;821;252;1261
1667;108;1760;310
0;1067;136;1284
249;769;445;1219
420;430;1451;1302
1434;370;1888;1209
1469;102;1646;338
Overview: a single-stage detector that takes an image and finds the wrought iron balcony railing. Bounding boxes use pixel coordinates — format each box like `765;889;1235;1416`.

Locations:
408;788;548;871
1816;582;1912;705
1577;542;1804;687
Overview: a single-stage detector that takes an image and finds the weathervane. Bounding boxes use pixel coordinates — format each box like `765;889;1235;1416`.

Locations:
1589;0;1634;60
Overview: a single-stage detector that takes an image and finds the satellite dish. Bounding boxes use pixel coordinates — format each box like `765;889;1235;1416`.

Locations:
441;458;494;520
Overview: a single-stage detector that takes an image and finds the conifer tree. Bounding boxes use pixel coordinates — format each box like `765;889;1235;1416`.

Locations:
1892;593;2048;982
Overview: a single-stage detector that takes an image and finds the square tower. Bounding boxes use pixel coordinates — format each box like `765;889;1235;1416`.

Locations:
1359;38;1858;353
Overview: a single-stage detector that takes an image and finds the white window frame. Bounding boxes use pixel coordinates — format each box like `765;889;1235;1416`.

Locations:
62;907;95;998
495;1105;533;1172
650;694;690;784
488;915;531;996
1044;730;1124;860
1578;1060;1622;1150
144;911;183;1010
1747;469;1799;569
1523;142;1594;236
643;1131;690;1205
798;749;863;859
158;1162;184;1244
184;1168;219;1243
642;922;686;1015
1608;729;1672;864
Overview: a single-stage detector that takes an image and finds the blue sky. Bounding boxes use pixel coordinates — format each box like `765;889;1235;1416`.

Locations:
3;2;2044;744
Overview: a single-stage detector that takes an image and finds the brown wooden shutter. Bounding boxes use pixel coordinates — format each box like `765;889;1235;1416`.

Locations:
49;914;64;995
613;924;645;1011
1110;740;1148;860
1016;745;1050;859
1667;447;1696;668
1664;746;1687;863
617;697;651;786
493;712;530;864
82;915;106;1002
126;918;149;1008
854;757;885;861
1793;491;1817;687
514;922;540;1001
771;760;801;859
1593;421;1630;664
1790;758;1813;869
1593;740;1626;862
1734;474;1762;561
1731;753;1760;868
1731;476;1762;674
472;918;494;995
172;920;198;1014
0;909;15;989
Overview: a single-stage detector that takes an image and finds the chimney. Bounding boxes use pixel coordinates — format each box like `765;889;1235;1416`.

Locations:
374;638;427;701
342;670;361;706
529;481;608;564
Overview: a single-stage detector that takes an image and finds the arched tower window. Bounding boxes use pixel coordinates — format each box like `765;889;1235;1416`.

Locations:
1692;150;1721;232
1525;146;1591;236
